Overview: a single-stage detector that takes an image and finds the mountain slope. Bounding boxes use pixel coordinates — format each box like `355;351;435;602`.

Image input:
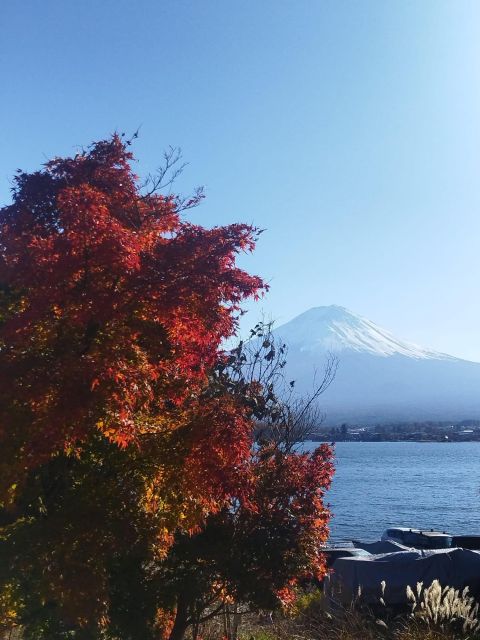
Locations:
272;306;480;424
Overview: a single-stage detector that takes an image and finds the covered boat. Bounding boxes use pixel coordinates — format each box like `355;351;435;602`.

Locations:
324;547;480;606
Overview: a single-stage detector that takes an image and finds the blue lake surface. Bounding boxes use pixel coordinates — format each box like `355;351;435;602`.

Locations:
302;441;480;542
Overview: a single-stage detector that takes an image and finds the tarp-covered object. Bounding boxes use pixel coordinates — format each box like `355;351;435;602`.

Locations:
325;548;480;606
353;540;412;554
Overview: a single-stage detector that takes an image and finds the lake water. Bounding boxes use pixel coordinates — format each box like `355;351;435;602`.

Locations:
302;441;480;542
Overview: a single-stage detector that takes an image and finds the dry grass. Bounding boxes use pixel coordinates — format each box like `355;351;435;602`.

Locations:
406;581;480;635
227;580;480;640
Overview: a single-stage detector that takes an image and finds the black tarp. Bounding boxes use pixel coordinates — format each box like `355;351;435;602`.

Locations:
325;548;480;605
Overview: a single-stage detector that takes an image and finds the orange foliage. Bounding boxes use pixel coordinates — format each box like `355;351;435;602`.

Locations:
0;135;263;527
0;137;334;639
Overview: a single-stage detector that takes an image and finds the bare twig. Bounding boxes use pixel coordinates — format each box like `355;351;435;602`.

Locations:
223;320;338;452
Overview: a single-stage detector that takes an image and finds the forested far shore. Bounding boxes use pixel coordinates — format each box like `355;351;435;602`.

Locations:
311;420;480;442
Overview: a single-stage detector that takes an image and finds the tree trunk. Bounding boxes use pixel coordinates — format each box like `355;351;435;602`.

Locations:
167;597;189;640
231;604;241;640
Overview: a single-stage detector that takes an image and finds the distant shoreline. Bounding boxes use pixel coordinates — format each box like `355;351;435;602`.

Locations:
309;421;480;443
309;437;480;443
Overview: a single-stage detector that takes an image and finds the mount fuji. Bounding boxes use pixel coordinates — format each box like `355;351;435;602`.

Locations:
271;306;480;424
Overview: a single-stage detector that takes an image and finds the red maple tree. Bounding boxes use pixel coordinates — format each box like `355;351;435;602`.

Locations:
0;136;334;639
0;135;263;507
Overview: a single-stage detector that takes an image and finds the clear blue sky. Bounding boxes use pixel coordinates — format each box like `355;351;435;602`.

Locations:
2;1;480;359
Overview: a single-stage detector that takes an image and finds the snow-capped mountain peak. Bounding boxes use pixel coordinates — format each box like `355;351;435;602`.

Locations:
275;306;454;360
267;306;480;424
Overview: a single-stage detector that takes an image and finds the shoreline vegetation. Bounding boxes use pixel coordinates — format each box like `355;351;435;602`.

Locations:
132;579;480;640
311;420;480;443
